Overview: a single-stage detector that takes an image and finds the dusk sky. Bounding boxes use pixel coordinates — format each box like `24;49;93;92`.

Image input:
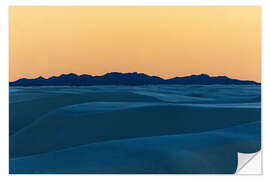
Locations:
9;6;261;82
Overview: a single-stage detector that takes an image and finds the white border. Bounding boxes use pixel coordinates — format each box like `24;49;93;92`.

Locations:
1;0;268;179
4;0;266;6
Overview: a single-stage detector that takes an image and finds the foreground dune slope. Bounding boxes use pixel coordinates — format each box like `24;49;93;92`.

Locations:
10;121;260;174
10;102;260;158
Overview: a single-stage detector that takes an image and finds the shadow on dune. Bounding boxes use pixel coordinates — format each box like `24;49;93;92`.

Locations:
10;121;260;174
10;102;260;158
9;92;162;135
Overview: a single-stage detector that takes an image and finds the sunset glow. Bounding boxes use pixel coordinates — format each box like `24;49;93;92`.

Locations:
9;6;261;82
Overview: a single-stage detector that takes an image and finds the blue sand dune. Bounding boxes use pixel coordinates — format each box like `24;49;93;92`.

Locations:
10;102;260;158
9;85;261;174
10;121;260;174
9;91;161;135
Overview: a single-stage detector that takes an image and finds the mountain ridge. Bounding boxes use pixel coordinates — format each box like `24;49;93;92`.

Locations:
9;72;260;86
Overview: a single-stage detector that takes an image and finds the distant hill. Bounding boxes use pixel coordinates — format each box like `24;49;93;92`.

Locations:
9;72;260;86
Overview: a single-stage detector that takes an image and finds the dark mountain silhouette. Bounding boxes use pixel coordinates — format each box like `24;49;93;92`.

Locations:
9;72;259;86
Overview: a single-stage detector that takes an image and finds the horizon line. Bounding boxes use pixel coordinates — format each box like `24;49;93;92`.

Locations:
10;72;261;83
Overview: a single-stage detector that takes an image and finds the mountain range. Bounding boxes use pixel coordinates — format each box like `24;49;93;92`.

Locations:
9;72;260;86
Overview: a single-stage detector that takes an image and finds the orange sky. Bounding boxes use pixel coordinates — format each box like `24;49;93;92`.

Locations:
9;6;261;82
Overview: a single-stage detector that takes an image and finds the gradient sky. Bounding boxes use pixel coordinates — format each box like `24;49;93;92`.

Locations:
9;6;261;82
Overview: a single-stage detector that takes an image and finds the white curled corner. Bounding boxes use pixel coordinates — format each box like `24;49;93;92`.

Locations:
236;151;262;175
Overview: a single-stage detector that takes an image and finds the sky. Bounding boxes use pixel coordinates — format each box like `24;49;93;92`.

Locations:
9;6;261;82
